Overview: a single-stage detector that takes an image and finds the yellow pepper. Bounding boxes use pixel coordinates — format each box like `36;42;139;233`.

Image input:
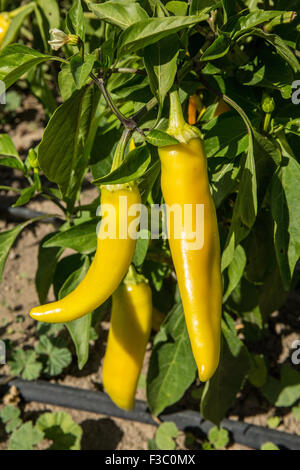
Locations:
158;90;222;382
102;266;152;410
30;183;141;323
0;13;10;46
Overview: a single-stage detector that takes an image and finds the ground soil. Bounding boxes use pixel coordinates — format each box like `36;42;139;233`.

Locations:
0;93;300;450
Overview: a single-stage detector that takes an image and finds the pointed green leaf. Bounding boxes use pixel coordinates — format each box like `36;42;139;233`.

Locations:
88;1;149;29
59;257;92;370
200;315;250;425
118;16;209;55
147;303;197;416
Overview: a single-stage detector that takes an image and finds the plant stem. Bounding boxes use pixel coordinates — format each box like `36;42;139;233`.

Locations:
90;73;136;129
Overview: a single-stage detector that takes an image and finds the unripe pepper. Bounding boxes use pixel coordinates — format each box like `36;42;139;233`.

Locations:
188;95;198;125
102;266;152;410
30;183;141;323
158;90;222;382
188;94;206;125
0;13;10;45
213;98;230;118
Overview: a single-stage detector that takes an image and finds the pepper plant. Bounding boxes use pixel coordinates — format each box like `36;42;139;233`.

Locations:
0;0;300;426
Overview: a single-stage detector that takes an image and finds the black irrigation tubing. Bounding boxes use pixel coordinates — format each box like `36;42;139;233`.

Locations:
1;376;300;450
0;205;59;224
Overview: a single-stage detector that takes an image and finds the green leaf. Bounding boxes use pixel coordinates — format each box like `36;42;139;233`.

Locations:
0;134;19;158
146;129;179;147
12;186;36;207
245;210;275;284
148;438;159;450
37;86;87;187
271;155;300;290
211;161;239;208
144;35;179;109
0;44;63;89
35;233;64;304
33;3;48;51
88;1;149;29
93;145;151;185
139;160;161;204
203;114;250;158
8;422;44;450
8;349;42;380
262;365;300;407
225;10;295;37
58;63;77;101
43;219;98;254
189;0;219;16
223;244;246;302
0;405;21;433
208;426;229;449
27;67;57;115
222;129;277;272
132;233;150;267
36;335;72;376
241;29;300;72
221;0;235;24
155;422;178;450
37;0;60;30
0;156;24;171
0;221;32;282
267;416;281;429
200;315;250;425
36;411;82;450
70;54;95;89
59;257;92;370
0;133;24;171
53;254;84;298
261;442;279;450
118;15;209;55
201;35;231;61
67;0;85;40
65;83;101;206
147;302;197;416
247;353;267;388
166;1;188;16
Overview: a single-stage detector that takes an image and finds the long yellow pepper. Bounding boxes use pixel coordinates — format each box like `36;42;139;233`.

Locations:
102;268;152;410
30;184;141;323
158;91;222;382
0;13;10;45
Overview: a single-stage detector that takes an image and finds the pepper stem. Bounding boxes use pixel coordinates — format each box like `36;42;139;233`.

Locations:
168;90;186;132
167;90;201;143
124;265;148;285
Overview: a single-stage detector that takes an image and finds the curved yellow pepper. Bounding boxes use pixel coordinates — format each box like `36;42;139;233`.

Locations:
30;184;141;323
102;268;152;410
158;91;222;382
0;13;10;46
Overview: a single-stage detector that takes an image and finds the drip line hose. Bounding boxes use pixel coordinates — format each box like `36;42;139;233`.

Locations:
0;205;60;224
1;376;300;450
